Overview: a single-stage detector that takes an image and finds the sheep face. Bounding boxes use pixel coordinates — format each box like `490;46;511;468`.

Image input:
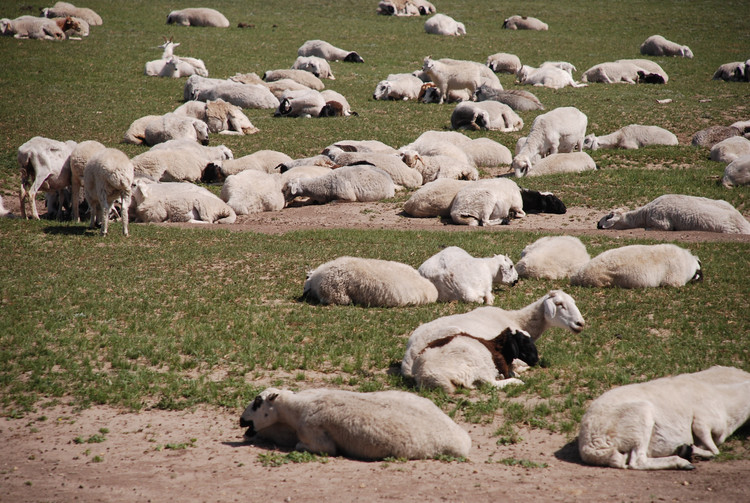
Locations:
498;329;539;370
319;101;344;117
492;255;518;285
192;121;209;145
373;81;391;100
583;134;599;150
344;51;364;63
511;155;532;177
597;211;623;229
543;291;585;334
239;389;282;439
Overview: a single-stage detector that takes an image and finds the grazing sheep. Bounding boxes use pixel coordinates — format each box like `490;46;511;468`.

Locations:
132;180;236;224
450;101;523;132
298;39;363;62
401;290;585;378
173;99;258;135
303;256;438;307
167;8;229;27
373;76;424;101
17;136;76;220
142;113;210;146
263;69;325;90
639;35;693;58
418;246;518;304
502;15;548;30
328;152;422;189
516;152;596;177
722;154;750;187
583;125;678;150
422;57;499;104
43;2;101;25
691;125;742;148
83;148;133;236
292;56;335;80
220;170;285;215
132;143;232;183
578;366;750;470
1;15;68;40
520;188;567;215
712;60;749;82
450;178;525;226
516;236;590;280
240;387;470;460
486;53;522;74
597;194;750;234
284;165;395;204
412;328;539;393
68;140;106;222
516;65;586;89
403;179;471;217
185;75;280;110
424;13;465;36
474;84;544;111
710;136;750;163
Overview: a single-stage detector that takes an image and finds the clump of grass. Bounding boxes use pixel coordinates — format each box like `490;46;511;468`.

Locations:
257;451;328;467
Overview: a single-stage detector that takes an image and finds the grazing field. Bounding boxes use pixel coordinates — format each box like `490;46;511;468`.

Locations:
0;1;749;498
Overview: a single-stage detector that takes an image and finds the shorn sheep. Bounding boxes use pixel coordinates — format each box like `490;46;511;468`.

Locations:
722;154;750;187
424;13;466;36
132;180;236;224
83;148;134;236
578;366;750;470
710;136;750;163
68;140;106;222
283;165;395;204
502;15;548;31
17;136;76;220
515;236;591;280
411;328;539;393
303;256;438;307
418;246;518;304
450;101;523;132
240;387;471;460
450;178;525;226
297;39;364;62
263;69;325;90
401;290;585;378
583;124;678;150
515;152;596;178
166;8;229;27
597;194;750;234
571;244;702;288
639;35;693;58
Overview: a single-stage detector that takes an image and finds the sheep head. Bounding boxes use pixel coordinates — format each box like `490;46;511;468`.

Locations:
543;290;585;334
582;134;599;150
319;101;345;117
373;81;391;101
597;211;624;229
344;51;364;63
239;388;283;439
496;329;539;373
511;154;532;177
491;255;518;286
191;120;210;145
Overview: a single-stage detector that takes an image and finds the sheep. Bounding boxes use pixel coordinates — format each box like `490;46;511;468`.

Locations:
412;328;539;393
185;75;280;110
520;188;567;214
401;290;585;378
166;8;229;27
722;154;750;187
583;125;678;150
540;61;577;75
464;138;512;167
474;84;544;111
83;148;133;236
0;195;12;218
221;170;285;215
450;178;525;227
1;15;66;40
262;69;325;91
275;89;328;118
68;140;106;222
617;59;669;83
17;136;76;220
280;165;332;186
400;150;478;184
710;136;750;163
327;152;422;189
302;256;438;307
712;60;749;82
209;150;292;181
450;101;523;132
578;366;750;470
403;179;471;217
640;35;693;58
240;387;470;460
486;53;522;74
516;65;587;89
422;57;498;104
141;113;210;146
261;78;312;99
298;39;363;62
377;0;435;16
515;236;590;280
502;15;548;31
373;76;424;101
511;107;588;175
43;2;102;25
132;143;232;183
516;152;596;178
278;155;336;172
418;246;518;304
691;125;742;148
131;180;236;224
424;13;465;36
144;37;208;78
319;90;355;116
122;115;161;144
292;56;335;80
597;194;750;234
581;61;643;84
283;165;395;204
173;99;258;136
323;140;397;155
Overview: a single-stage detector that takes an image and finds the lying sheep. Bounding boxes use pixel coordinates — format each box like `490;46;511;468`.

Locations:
403;179;471;217
516;236;590;280
691;125;742;148
373;76;424;101
292;56;335;80
712;60;749;82
323;139;397;155
278;155;336;172
418;82;472;103
502;15;548;31
69;140;106;222
516;152;596;177
275;89;328;118
219;170;285;215
617;59;669;83
402;290;585;378
284;165;395;204
486;53;521;74
450;101;523;132
571;244;702;288
240;387;470;460
132;180;236;224
298;39;363;62
280;165;332;186
450;178;525;226
261;78;312;99
166;8;229;27
418;246;518;304
185;75;280;110
43;2;102;25
173;99;258;135
422;57;497;104
263;69;325;91
1;15;69;40
209;150;292;180
424;13;465;36
17;136;76;220
412;328;538;393
584;125;678;150
581;61;643;84
520;188;567;214
328;152;422;189
143;113;210;146
320;90;355;116
710;136;750;163
597;194;750;234
722;154;750;187
578;366;750;470
400;151;477;184
132;142;232;183
84;148;133;236
464;138;512;167
303;256;438;307
474;84;544;111
516;65;586;89
377;0;435;16
639;34;693;58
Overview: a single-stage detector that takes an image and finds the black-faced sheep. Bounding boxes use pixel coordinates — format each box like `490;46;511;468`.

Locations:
712;60;749;82
450;178;525;226
519;189;567;214
83;148;134;236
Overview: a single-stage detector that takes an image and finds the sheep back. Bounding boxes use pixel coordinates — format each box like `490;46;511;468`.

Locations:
286;165;395;203
221;170;284;215
167;8;229;27
133;181;236;224
722;154;750;187
515;236;590;280
450;178;524;226
403;179;470;217
710;136;750;163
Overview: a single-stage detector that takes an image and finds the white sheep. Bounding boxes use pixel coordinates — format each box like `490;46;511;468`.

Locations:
424;13;465;36
142;113;210;146
540;61;577;75
450;101;523;132
418;246;518;304
572;244;703;288
581;61;643;84
280;165;333;186
502;15;548;31
597;194;750;234
186;75;280;110
400;151;477;184
640;35;693;58
0;195;12;218
215;150;292;179
297;39;363;62
486;53;521;74
323;139;397;155
515;65;586;89
617;59;669;83
173;99;258;135
17;136;76;220
327;152;422;189
131;180;236;224
474;85;544;111
220;170;285;215
450;178;525;226
712;60;749;82
275;89;328;118
691;125;742;149
511;107;588;175
303;256;438;307
578;366;750;470
515;236;590;280
464;138;512;167
261;78;312;99
43;2;102;25
144;38;208;78
83;148;134;236
373;76;424;101
131;143;232;183
240;387;471;460
422;57;499;104
319;89;355;116
166;8;229;27
710;136;750;163
403;179;471;217
1;15;67;40
516;152;596;178
377;0;435;16
292;56;335;80
278;155;336;171
68;140;106;222
401;290;585;378
722;154;750;187
263;69;325;90
583;124;678;150
283;165;395;204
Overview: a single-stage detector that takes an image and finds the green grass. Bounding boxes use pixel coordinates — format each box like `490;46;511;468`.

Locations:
0;0;749;460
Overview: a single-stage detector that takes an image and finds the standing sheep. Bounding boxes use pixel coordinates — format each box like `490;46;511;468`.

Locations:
303;256;438;307
583;125;678;150
167;8;229;27
450;101;523;132
17;136;76;220
298;39;363;62
283;165;395;204
450;178;525;226
424;13;466;36
502;15;548;31
722;154;750;187
68;140;106;222
422;57;496;104
515;152;596;177
131;180;236;224
640;35;693;58
83;148;134;236
515;236;590;280
240;387;471;460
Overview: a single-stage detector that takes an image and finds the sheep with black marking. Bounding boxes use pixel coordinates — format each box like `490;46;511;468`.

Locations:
520;189;567;215
502;15;548;31
474;84;544;111
132;180;236;224
640;35;693;58
578;366;750;470
132;142;232;183
618;59;669;83
298;39;363;62
486;53;522;74
17;136;77;220
597;194;750;234
583;125;678;150
422;57;501;104
516;65;586;89
283;165;395;204
303;256;438;307
292;56;335;80
373;75;424;101
424;13;465;36
167;8;229;27
450;101;523;132
418;246;517;305
710;136;750;163
713;60;749;82
403;179;471;217
516;236;590;280
240;387;470;460
263;69;325;90
83;148;133;236
275;89;328;118
722;155;750;187
450;178;525;226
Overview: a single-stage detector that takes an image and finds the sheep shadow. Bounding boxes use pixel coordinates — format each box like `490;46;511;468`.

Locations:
43;225;90;236
395;209;454;226
554;438;586;465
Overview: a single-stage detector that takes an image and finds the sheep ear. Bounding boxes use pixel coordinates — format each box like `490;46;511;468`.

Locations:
251;395;263;411
543;296;557;318
267;393;279;402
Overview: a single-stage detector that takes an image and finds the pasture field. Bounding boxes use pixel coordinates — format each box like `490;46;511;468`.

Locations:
0;0;748;461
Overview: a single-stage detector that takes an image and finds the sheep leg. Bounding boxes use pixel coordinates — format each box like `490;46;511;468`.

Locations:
71;179;81;222
99;190;110;236
493;377;524;389
690;420;721;458
295;429;338;456
120;194;130;237
19;182;28;219
624;407;694;470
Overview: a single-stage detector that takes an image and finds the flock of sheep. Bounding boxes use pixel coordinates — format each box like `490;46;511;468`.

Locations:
4;2;750;472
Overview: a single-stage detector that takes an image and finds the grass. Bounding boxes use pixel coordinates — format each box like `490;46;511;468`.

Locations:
0;0;749;459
